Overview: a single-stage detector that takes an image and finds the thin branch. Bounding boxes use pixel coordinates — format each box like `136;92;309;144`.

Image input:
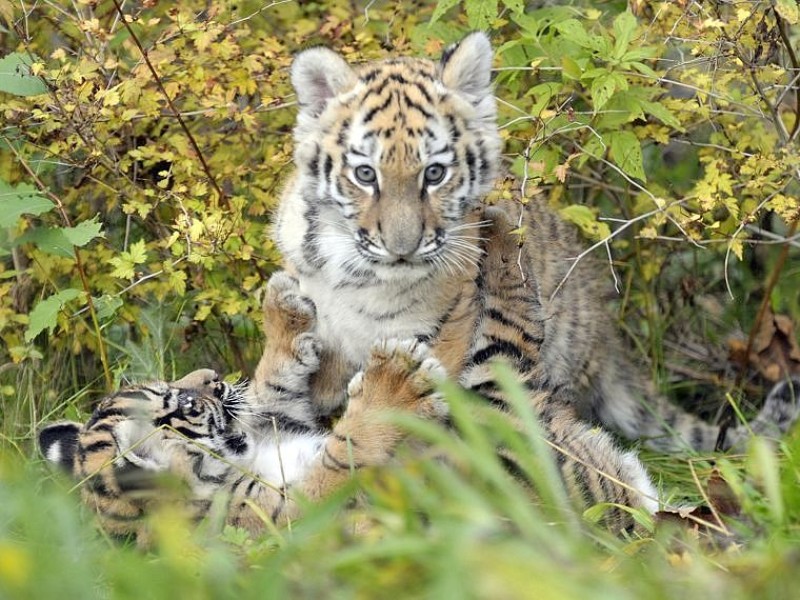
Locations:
775;10;800;142
550;199;689;301
109;0;228;207
225;0;295;29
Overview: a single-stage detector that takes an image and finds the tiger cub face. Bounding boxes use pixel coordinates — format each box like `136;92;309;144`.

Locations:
38;369;248;478
284;32;501;281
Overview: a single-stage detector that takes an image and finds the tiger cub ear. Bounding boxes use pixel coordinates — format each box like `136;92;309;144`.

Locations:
439;32;495;112
291;47;358;118
38;421;81;471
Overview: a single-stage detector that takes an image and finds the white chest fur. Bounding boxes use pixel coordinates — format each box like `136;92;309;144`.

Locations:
243;433;326;486
300;274;440;365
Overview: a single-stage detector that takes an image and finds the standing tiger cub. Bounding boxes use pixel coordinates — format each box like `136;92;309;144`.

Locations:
274;31;800;456
38;274;449;544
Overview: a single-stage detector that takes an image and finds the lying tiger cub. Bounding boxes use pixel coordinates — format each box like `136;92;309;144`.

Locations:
38;274;448;544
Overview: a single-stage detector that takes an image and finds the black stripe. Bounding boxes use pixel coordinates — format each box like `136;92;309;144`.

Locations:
323;447;356;471
86;475;118;498
362;94;393;123
404;95;434;119
172;426;206;440
485;309;545;345
335;119;351;146
257;413;316;434
82;440;114;454
270;494;287;523
308;144;320;175
86;407;129;429
323;155;333;180
471;340;527;366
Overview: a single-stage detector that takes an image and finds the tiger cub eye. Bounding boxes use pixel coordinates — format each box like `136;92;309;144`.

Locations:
354;165;377;185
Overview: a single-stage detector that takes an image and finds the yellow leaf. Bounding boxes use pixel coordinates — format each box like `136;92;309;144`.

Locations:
102;88;120;107
0;543;30;588
729;238;744;261
776;0;799;24
639;226;657;239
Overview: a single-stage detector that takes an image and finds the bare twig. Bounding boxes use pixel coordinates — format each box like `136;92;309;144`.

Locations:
774;11;800;143
226;0;295;29
550;199;689;301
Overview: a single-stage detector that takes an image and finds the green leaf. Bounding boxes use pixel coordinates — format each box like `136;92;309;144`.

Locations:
639;100;683;129
558;204;611;241
25;288;83;342
16;217;104;258
775;0;799;25
561;56;582;80
18;228;74;257
0;53;48;96
127;239;148;264
554;19;592;49
554;19;607;53
65;217;104;247
526;82;561;116
0;180;52;228
607;130;646;182
591;73;617;112
612;12;638;59
501;0;524;14
628;60;659;80
110;239;148;279
430;0;461;24
465;0;497;29
93;294;123;321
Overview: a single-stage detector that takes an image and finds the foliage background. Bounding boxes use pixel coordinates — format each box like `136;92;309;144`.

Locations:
1;0;800;597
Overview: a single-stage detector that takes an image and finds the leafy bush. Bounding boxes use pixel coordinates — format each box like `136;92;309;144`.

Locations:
1;0;800;596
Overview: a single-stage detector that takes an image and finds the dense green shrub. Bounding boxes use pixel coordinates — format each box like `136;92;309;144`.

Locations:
2;0;798;401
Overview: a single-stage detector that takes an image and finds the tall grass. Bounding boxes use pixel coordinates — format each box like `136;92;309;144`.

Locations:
2;363;800;599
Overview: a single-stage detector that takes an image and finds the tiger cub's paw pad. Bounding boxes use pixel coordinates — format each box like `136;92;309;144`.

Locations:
371;338;430;367
292;332;322;372
346;370;365;399
264;272;316;329
277;292;316;323
265;271;300;299
360;338;448;420
171;368;220;392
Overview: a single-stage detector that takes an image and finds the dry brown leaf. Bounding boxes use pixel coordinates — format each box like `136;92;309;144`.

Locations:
706;468;741;518
729;309;800;382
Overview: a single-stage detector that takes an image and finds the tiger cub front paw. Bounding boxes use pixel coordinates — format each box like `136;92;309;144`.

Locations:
347;338;448;421
292;332;322;374
263;271;316;336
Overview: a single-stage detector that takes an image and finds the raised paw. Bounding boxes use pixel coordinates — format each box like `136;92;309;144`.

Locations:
265;270;300;298
347;338;448;420
263;271;316;335
292;332;322;373
171;368;220;391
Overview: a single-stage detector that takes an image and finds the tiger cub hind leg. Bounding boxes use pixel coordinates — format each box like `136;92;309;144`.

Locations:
541;405;659;532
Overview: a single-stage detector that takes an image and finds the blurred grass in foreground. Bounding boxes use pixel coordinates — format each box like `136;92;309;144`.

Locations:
3;370;800;600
